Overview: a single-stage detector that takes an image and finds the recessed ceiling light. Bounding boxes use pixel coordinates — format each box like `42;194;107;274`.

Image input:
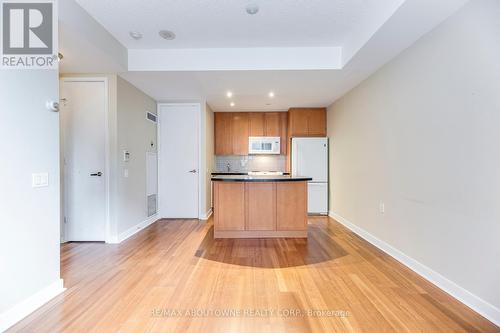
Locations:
129;31;143;40
230;102;235;107
226;91;233;98
159;30;176;40
246;3;259;15
268;91;275;98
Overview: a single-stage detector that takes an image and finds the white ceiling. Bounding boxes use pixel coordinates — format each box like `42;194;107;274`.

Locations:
74;0;403;50
61;0;469;111
119;70;347;111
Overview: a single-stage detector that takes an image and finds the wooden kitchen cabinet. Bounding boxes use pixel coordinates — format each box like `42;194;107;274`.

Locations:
214;108;322;157
246;183;276;231
215;112;233;155
213;179;308;238
214;182;245;231
231;113;249;155
249;113;265;136
249;112;281;137
264;112;281;137
288;108;310;136
288;108;326;137
307;108;327;136
280;112;288;155
215;111;289;155
277;182;308;231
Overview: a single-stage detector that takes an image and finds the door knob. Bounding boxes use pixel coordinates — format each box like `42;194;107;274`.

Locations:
188;169;197;173
90;172;103;177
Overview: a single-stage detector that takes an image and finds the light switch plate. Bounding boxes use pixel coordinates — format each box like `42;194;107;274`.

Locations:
124;169;129;178
32;173;49;188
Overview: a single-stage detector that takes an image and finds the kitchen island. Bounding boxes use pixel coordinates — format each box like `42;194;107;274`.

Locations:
211;175;312;238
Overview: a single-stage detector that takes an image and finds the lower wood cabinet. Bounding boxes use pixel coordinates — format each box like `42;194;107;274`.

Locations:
213;182;245;231
246;183;276;231
213;181;308;238
277;182;308;231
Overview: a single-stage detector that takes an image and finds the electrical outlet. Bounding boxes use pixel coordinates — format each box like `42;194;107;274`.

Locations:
379;202;385;214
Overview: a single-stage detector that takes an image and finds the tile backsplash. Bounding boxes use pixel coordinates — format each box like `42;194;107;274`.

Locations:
215;155;286;173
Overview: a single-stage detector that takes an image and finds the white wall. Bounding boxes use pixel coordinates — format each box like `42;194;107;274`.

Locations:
327;0;500;323
0;70;63;330
59;0;127;73
204;104;215;216
116;77;157;235
60;74;157;242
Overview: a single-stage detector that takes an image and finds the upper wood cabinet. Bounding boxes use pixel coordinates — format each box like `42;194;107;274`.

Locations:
288;109;309;136
215;111;288;155
264;113;281;137
307;109;327;136
249;112;281;137
215;112;233;155
288;108;326;137
280;112;288;155
231;113;249;155
249;113;265;136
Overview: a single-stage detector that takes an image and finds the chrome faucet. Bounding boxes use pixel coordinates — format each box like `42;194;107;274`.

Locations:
226;162;231;172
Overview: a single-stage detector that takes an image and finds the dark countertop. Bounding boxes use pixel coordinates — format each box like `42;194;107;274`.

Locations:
211;172;249;175
211;172;290;176
211;175;312;182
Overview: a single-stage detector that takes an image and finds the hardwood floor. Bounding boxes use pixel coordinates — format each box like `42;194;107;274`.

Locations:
8;217;498;332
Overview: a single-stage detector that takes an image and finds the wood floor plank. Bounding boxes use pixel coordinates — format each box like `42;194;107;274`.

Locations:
7;217;499;333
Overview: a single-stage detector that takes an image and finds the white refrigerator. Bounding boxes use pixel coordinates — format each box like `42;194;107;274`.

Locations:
291;138;328;215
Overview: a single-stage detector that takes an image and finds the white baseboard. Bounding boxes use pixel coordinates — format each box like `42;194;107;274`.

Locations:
199;209;213;221
0;279;65;332
107;214;158;244
328;211;500;327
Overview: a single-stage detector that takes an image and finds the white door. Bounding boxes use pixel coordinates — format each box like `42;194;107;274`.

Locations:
61;80;107;241
159;104;199;218
291;138;328;182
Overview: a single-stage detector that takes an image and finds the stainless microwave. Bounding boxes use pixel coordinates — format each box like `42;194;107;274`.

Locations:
248;137;281;155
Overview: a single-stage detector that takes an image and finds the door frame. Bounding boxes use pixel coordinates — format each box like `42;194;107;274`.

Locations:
157;102;202;219
60;77;111;242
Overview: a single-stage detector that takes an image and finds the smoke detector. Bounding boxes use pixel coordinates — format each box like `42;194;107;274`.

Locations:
159;30;176;40
129;31;143;40
246;4;259;15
